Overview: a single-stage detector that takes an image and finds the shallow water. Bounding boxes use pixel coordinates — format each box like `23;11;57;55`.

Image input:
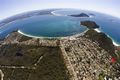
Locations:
53;9;120;44
0;9;120;45
19;15;87;37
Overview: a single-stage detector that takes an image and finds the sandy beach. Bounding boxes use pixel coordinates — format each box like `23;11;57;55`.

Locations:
94;28;120;46
51;11;67;16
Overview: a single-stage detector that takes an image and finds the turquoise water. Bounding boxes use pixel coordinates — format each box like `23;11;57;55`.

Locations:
0;9;120;45
53;9;120;44
0;14;87;38
52;9;88;16
19;15;87;37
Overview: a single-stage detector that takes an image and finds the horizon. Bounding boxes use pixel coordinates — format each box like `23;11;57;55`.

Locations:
0;0;120;20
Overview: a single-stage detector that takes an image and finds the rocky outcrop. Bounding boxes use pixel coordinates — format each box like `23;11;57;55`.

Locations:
69;13;89;17
81;21;99;29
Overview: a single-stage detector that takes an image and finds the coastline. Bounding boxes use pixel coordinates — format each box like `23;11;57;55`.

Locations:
51;11;67;16
51;10;94;18
94;28;120;46
94;28;101;33
18;28;120;47
18;29;88;40
18;30;64;40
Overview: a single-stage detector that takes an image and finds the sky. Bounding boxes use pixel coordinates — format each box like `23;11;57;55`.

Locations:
0;0;120;20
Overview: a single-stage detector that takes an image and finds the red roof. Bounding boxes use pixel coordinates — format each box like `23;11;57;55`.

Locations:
111;57;117;63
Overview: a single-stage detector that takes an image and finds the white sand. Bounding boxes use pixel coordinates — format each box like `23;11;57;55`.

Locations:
51;11;67;16
94;28;120;46
94;28;101;33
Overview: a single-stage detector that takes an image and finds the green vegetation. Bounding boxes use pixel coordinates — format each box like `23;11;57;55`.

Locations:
0;44;44;66
29;47;70;80
98;74;104;80
116;50;120;55
81;21;99;29
0;44;70;80
0;68;14;80
115;50;120;63
85;30;115;56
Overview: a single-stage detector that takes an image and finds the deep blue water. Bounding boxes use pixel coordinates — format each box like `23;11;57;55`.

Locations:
0;9;120;45
53;9;120;45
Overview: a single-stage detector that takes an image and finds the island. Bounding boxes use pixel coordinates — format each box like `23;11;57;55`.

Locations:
1;8;120;80
0;9;57;27
69;13;89;17
81;21;100;29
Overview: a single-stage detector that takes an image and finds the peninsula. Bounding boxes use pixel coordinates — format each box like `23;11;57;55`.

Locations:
0;28;120;80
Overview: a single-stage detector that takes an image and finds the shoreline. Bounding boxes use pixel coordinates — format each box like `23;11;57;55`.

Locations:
94;28;120;47
18;28;120;47
18;29;88;40
51;10;94;18
51;11;67;16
